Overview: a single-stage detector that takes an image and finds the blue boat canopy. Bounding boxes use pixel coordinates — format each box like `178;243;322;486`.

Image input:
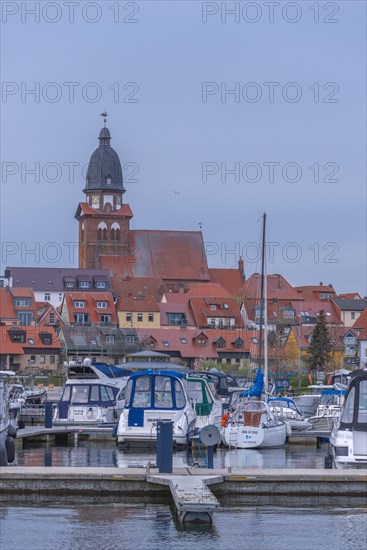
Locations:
240;369;264;398
321;389;346;395
93;363;132;379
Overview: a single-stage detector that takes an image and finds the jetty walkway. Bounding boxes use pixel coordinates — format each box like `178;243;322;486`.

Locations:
1;466;365;523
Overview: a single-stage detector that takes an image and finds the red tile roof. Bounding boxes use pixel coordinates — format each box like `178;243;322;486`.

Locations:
189;296;244;328
0;326;61;354
117;295;160;313
295;284;336;300
243;274;301;301
100;230;210;281
112;276;165;301
0;288;17;321
137;328;219;359
352;308;367;340
208;268;244;297
63;292;117;324
187;283;231;298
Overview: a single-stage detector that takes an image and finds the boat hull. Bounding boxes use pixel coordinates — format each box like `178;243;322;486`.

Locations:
222;422;286;449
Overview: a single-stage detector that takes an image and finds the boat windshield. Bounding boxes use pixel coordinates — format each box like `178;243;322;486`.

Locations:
60;384;115;404
358;380;367;424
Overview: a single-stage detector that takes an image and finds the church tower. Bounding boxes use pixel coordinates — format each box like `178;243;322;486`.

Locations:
75;120;133;269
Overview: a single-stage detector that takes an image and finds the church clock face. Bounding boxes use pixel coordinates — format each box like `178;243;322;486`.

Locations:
91;195;100;208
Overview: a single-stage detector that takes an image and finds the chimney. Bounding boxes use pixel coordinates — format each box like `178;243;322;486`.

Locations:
319;282;323;286
238;257;245;279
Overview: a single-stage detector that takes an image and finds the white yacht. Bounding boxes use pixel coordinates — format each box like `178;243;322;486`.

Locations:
187;374;223;432
222;398;287;449
116;369;196;448
54;359;131;425
328;369;367;469
308;388;346;433
0;371;17;466
268;397;311;432
293;384;334;417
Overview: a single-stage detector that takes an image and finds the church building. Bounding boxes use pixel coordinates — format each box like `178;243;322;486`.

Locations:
75;122;212;289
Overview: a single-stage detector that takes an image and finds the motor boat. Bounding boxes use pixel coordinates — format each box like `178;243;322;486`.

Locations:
268;397;312;432
308;388;346;433
293;384;334;417
222;398;287;449
116;369;196;448
0;371;17;466
54;359;132;426
328;369;367;469
187;374;223;432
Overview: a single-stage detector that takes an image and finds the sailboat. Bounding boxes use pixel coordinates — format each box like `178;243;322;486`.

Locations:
221;214;287;449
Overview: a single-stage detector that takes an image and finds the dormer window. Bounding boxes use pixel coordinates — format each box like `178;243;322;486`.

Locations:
210;305;217;311
196;337;207;345
106;176;112;185
74;301;85;308
96;301;108;309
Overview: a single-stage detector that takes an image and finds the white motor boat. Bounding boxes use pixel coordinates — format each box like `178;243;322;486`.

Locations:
308;389;346;434
187;374;223;432
293;384;334;417
328;369;367;469
0;371;17;466
54;359;131;426
116;369;196;448
222;399;287;449
268;397;312;432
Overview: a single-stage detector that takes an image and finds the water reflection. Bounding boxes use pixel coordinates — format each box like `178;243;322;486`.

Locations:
1;503;366;550
14;439;327;469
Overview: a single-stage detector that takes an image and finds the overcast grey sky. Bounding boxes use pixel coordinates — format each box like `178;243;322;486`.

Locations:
1;1;366;295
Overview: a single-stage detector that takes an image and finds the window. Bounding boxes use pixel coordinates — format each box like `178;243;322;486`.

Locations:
73;313;90;325
14;298;31;307
180;338;187;344
137;313;143;322
28;338;35;345
79;281;90;289
95;281;106;289
30;355;36;363
148;313;154;322
216;338;226;349
126;313;132;322
71;386;89;404
17;312;33;325
166;313;187;326
40;355;45;363
65;282;74;288
174;379;185;408
50;356;55;364
10;330;25;343
106;176;112;185
96;301;108;308
59;293;63;300
210;305;217;311
40;333;52;345
49;313;55;324
44;293;51;301
100;315;111;324
154;376;173;409
351;312;356;320
196;338;206;345
106;335;115;343
162;340;169;347
132;376;152;408
74;301;85;308
223;303;229;309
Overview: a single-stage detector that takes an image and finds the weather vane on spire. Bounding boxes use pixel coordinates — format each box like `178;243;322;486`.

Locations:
100;110;108;127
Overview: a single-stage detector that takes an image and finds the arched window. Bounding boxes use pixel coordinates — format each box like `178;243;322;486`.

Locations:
111;222;120;242
98;222;107;241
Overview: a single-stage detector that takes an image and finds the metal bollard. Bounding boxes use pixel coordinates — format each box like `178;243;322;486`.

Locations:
44;401;53;429
156;420;173;473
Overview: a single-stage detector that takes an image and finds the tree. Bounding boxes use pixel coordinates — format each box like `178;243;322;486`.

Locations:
305;310;332;372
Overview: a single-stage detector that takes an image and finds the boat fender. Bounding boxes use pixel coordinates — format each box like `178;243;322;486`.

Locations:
112;424;118;438
0;445;7;467
285;421;292;436
221;413;229;427
8;425;17;439
5;436;15;463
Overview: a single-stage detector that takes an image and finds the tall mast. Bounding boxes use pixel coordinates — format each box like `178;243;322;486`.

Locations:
258;212;266;373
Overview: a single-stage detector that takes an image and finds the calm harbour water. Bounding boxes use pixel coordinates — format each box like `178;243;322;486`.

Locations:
2;441;366;550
